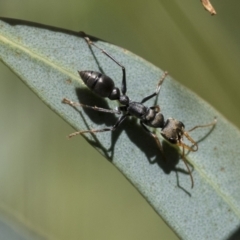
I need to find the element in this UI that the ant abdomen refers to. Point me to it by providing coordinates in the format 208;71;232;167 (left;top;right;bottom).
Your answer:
79;70;120;100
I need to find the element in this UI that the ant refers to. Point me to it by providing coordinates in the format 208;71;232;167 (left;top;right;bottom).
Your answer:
62;36;217;188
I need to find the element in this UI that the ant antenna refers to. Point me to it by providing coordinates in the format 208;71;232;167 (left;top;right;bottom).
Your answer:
176;117;217;188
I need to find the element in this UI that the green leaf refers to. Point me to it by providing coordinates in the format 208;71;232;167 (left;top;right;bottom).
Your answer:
1;18;240;240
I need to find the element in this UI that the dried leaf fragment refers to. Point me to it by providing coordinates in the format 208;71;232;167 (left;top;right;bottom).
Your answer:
201;0;217;15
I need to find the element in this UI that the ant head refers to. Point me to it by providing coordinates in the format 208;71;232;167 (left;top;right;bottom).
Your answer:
160;117;216;188
161;118;185;144
161;118;198;152
161;118;196;188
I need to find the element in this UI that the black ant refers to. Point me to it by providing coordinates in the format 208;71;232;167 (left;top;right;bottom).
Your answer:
62;36;217;188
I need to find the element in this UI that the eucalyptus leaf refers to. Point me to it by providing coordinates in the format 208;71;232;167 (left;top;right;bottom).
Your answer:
0;18;240;240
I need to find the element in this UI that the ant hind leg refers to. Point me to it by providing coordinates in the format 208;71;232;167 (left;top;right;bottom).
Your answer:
83;36;127;95
62;98;121;114
67;114;127;138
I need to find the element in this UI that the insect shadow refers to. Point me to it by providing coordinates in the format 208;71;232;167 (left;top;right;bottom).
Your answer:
78;36;180;166
74;87;192;192
63;35;216;190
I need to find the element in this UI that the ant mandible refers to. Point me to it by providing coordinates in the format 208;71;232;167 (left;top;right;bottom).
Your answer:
62;36;217;188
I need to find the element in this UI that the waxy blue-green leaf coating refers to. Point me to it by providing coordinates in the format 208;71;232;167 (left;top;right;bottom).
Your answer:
1;19;240;240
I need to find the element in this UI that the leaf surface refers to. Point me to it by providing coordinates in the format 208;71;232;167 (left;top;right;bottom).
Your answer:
0;18;240;240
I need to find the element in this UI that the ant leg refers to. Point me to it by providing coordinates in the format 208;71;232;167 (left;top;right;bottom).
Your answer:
176;118;217;188
62;98;121;114
178;145;194;188
182;117;217;151
182;132;198;151
187;117;217;132
141;71;168;104
67;114;127;138
84;37;127;95
140;122;166;160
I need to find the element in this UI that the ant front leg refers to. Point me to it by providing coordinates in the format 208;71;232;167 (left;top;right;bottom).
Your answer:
84;36;127;95
187;117;217;133
141;71;168;104
181;117;217;152
179;145;194;188
176;117;217;188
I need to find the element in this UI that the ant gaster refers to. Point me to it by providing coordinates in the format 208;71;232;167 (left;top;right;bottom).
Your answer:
62;36;217;188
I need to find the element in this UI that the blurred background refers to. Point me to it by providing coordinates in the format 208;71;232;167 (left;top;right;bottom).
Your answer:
0;0;239;239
